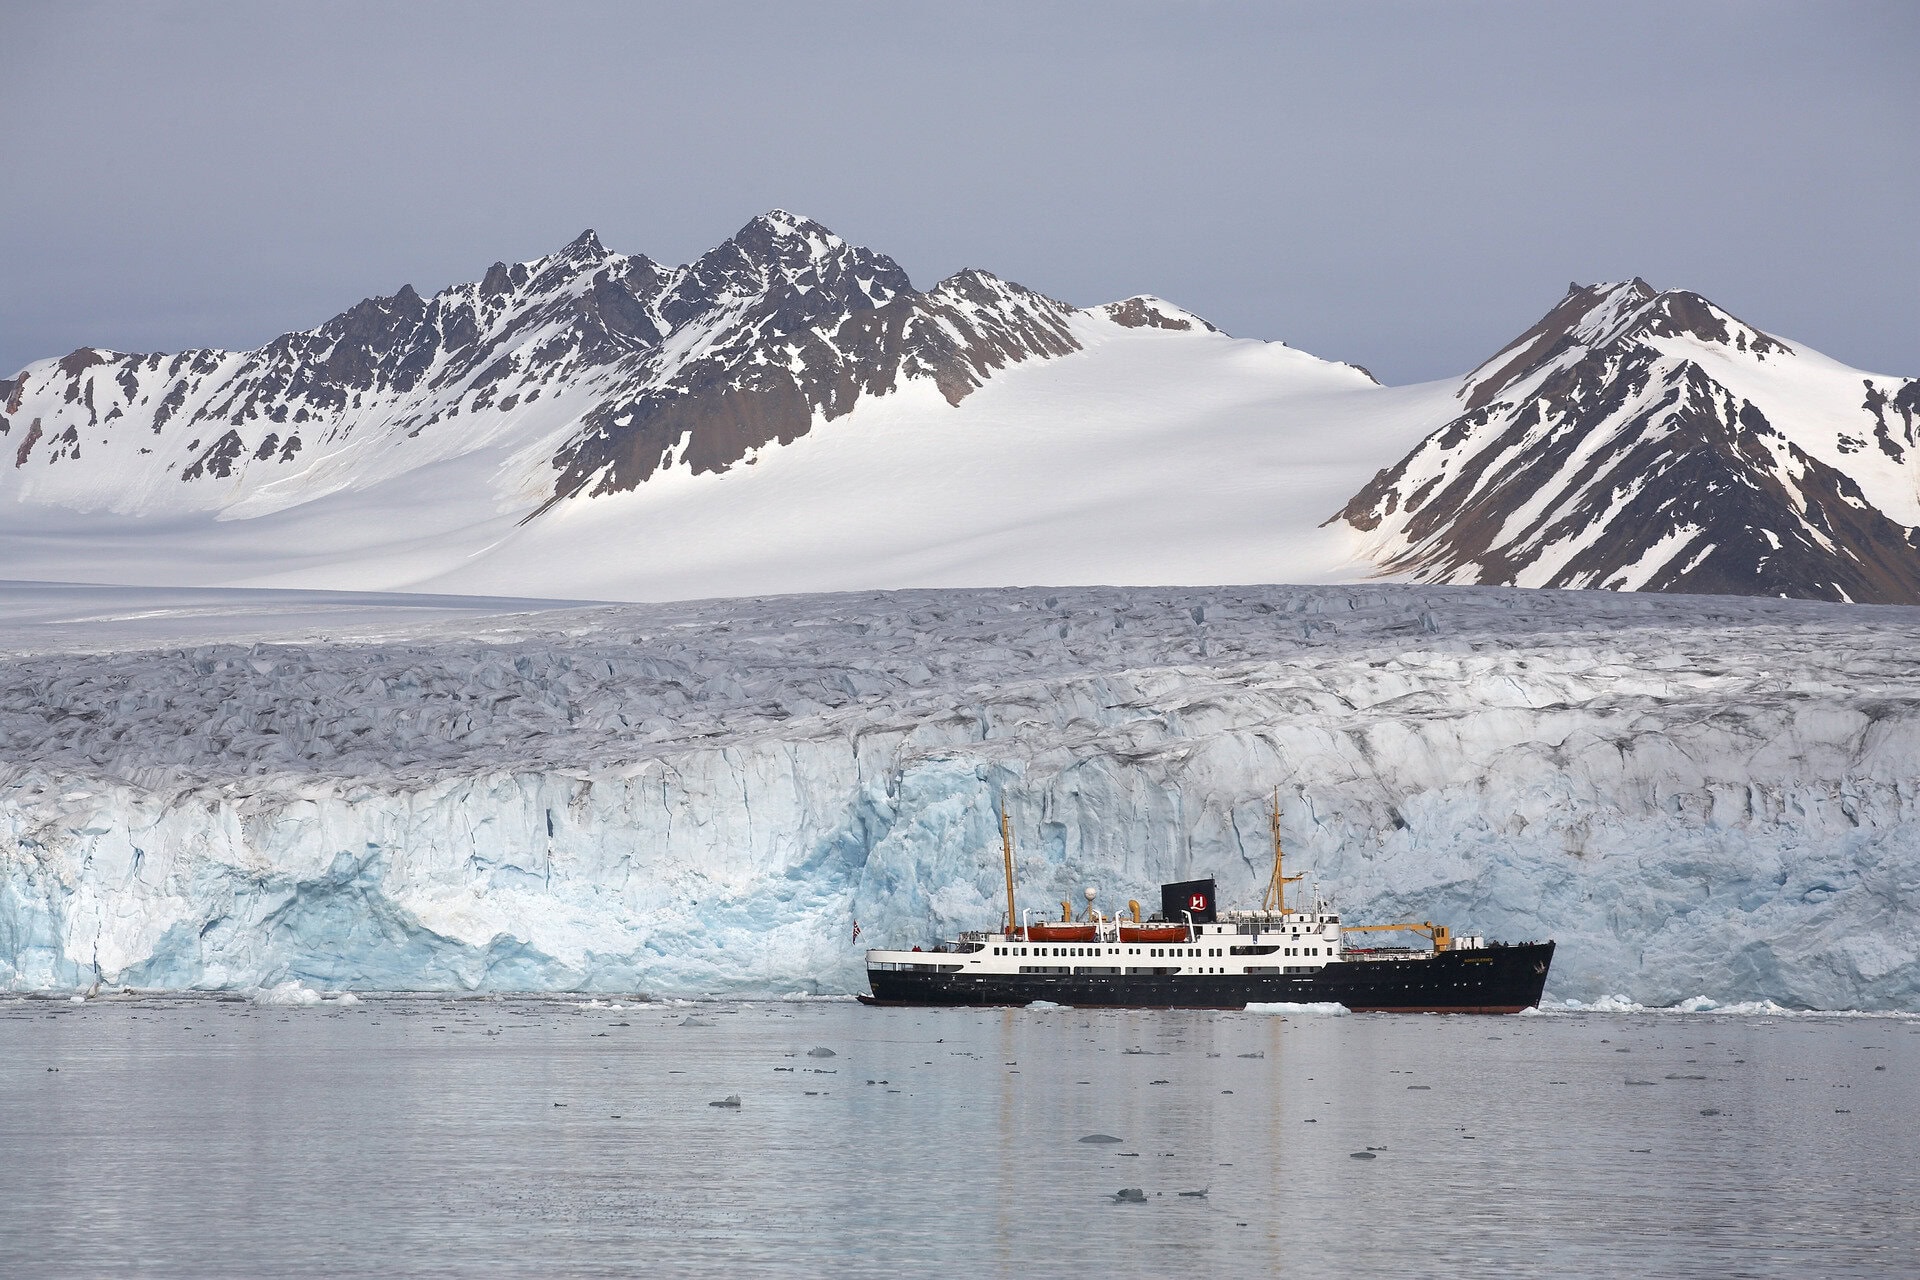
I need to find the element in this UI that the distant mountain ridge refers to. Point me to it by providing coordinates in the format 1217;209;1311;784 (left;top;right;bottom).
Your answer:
0;212;1146;520
2;216;1915;604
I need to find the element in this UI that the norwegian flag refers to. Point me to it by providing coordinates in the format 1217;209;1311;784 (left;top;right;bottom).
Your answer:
851;919;862;944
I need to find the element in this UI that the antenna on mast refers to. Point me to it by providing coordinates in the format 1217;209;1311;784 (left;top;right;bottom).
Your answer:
1001;805;1019;933
1263;788;1305;914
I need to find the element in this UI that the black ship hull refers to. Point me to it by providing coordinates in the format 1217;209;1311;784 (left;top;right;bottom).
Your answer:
862;941;1555;1014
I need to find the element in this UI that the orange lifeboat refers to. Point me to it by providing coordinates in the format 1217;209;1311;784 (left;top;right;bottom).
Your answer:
1118;924;1189;944
1024;922;1098;943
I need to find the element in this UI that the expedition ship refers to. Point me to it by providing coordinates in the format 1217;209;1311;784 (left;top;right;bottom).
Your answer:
861;797;1554;1013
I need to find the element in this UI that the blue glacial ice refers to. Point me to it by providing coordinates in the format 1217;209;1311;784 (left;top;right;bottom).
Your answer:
1;581;1917;1009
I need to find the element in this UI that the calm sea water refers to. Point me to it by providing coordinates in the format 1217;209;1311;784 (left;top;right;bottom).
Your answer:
2;996;1915;1278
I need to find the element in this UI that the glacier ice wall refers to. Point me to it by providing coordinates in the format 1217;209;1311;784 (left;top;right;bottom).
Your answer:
2;582;1917;1009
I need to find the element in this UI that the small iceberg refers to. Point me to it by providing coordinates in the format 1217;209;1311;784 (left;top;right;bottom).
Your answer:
1245;1002;1347;1016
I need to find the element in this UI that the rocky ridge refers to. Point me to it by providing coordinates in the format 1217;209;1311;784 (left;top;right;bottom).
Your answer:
0;212;1103;519
1335;280;1920;603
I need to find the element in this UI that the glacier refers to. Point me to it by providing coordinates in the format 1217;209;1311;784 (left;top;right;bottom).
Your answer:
2;579;1917;1009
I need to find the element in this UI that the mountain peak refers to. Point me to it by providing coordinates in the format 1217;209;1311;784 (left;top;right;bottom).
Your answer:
553;228;609;261
734;209;844;256
1099;295;1220;334
1461;278;1791;412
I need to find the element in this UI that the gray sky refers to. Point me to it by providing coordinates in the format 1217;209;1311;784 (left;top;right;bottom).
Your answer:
4;1;1915;385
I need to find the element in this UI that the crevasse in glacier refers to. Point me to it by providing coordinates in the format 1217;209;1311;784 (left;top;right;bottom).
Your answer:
1;582;1916;1008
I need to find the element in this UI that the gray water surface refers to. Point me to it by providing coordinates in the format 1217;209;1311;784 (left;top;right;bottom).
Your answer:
3;997;1915;1278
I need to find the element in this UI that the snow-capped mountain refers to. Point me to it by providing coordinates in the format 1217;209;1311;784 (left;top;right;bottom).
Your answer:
0;212;1403;599
3;218;1915;604
1333;280;1920;603
0;212;1088;520
0;213;1413;598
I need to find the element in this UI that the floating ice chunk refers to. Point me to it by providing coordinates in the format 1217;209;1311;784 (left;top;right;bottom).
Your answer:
806;1047;836;1057
1697;999;1795;1017
1561;994;1803;1017
250;981;324;1006
1026;1000;1065;1010
330;992;362;1006
709;1095;742;1108
1079;1134;1123;1144
1245;1002;1347;1016
1113;1188;1147;1203
68;995;85;1005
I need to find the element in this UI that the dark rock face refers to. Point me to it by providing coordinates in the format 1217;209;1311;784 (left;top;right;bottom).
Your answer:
1101;297;1218;333
1335;282;1920;604
544;223;1077;507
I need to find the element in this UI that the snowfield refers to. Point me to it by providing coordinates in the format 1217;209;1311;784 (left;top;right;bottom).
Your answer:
2;579;1916;1009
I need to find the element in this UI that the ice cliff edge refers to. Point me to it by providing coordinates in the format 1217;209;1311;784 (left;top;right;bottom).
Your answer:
2;583;1917;1009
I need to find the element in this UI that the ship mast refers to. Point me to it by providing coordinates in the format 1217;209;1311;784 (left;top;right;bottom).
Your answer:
1263;788;1305;913
1001;806;1019;932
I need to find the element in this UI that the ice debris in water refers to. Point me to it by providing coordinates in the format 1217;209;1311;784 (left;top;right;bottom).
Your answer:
1079;1134;1124;1144
807;1047;836;1057
1113;1188;1147;1203
246;983;362;1007
1246;1002;1347;1016
679;1017;715;1028
1560;994;1801;1016
709;1095;742;1109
